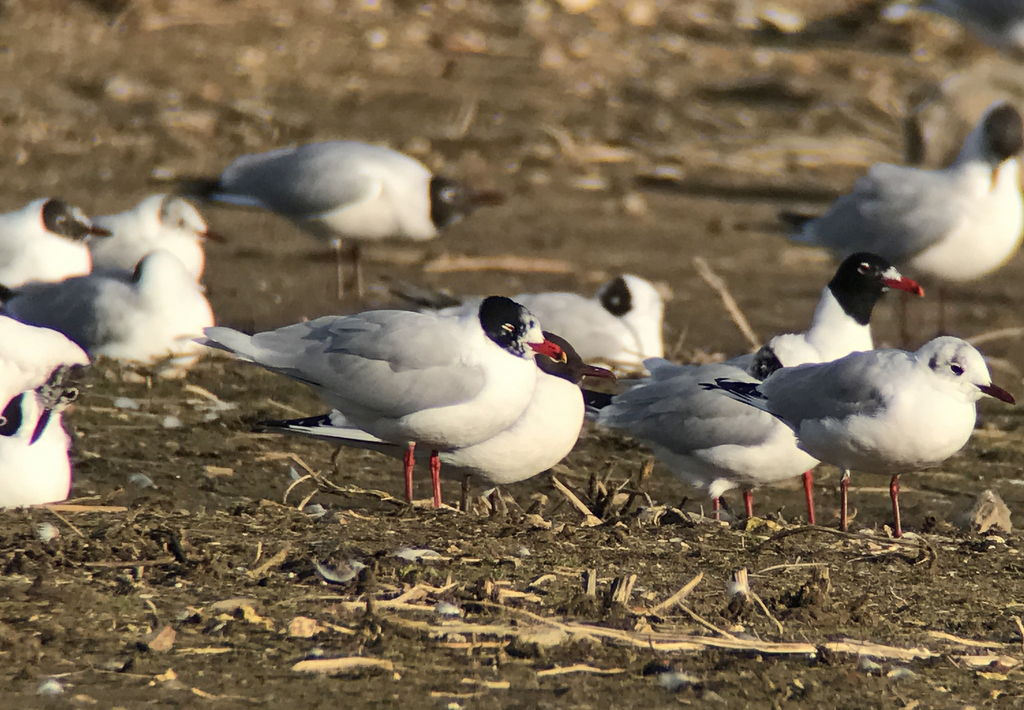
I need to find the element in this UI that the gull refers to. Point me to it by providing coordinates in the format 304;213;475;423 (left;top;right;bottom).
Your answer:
0;315;89;412
200;296;563;507
787;101;1023;332
90;194;222;281
2;250;214;377
0;198;111;288
400;274;665;373
702;336;1015;536
0;365;82;507
592;253;923;523
187;141;504;297
256;332;614;507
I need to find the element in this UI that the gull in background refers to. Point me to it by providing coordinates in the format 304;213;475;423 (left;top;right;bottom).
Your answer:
922;0;1024;57
187;141;504;298
91;194;222;281
0;198;111;288
785;101;1024;333
2;251;213;378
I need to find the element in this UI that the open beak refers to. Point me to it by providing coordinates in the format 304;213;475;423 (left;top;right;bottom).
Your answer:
529;339;564;359
979;383;1015;404
882;275;924;297
470;190;506;208
579;364;615;380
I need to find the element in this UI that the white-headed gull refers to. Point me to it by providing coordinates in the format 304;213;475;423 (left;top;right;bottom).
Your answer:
201;296;563;507
923;0;1024;56
702;336;1015;536
90;194;221;281
1;250;213;377
189;141;504;297
0;316;89;412
0;198;111;288
787;101;1023;331
256;332;614;505
404;274;665;374
592;253;923;523
0;366;82;507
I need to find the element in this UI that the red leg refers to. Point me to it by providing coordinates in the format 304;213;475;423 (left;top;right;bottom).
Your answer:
743;490;753;518
840;469;850;532
890;474;902;538
430;450;442;509
403;442;415;503
803;470;816;525
712;497;721;521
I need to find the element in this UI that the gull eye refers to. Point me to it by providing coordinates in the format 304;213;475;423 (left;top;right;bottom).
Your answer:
441;186;458;203
501;323;515;333
950;364;964;376
857;262;870;275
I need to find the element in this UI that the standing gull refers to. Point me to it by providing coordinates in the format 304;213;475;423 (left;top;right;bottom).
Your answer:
787;101;1024;333
188;141;504;298
201;297;562;507
703;337;1014;537
257;332;614;506
592;253;922;523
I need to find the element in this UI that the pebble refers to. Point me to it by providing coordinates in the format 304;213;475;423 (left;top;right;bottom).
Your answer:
657;671;699;691
161;415;182;429
113;397;140;410
858;657;882;674
314;559;366;584
128;473;157;489
36;679;64;696
36;522;59;543
393;547;445;561
434;601;462;617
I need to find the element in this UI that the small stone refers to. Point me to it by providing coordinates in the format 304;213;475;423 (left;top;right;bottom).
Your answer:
36;522;59;543
658;671;698;691
128;473;156;489
36;679;64;695
113;397;139;410
288;616;326;638
859;657;882;673
434;602;462;618
161;415;182;429
887;667;917;680
146;624;176;652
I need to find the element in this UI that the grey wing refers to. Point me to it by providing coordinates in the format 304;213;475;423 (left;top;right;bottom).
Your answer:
802;164;963;262
3;278;116;351
217;143;382;218
758;349;908;425
599;362;781;451
208;311;487;418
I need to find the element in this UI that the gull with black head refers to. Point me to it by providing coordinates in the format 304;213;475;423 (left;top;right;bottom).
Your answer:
201;296;563;508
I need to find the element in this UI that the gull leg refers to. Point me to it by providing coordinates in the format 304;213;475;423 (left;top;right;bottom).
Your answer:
743;490;753;518
890;474;903;538
712;497;721;521
840;469;851;532
430;450;442;509
332;238;346;300
351;243;364;299
460;475;470;512
803;469;816;525
402;443;415;503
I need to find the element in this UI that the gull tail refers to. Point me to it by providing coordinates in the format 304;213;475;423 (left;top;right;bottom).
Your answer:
256;412;403;456
699;378;772;413
582;389;614;421
177;177;266;209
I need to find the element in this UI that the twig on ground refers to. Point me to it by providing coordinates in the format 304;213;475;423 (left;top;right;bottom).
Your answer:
550;476;602;527
650;572;703;615
536;665;627;677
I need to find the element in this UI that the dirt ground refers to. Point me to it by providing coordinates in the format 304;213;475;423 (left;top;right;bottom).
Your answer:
4;0;1024;707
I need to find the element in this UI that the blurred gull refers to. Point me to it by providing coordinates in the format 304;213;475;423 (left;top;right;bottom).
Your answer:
0;198;111;288
2;250;213;377
0;315;89;411
922;0;1024;56
91;194;222;281
187;141;504;298
786;101;1024;331
703;337;1014;536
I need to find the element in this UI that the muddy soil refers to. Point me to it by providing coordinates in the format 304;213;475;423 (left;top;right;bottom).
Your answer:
3;0;1024;707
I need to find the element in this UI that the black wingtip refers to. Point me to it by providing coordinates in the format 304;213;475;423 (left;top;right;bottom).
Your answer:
778;210;818;231
582;389;614;410
253;413;333;433
176;176;223;199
